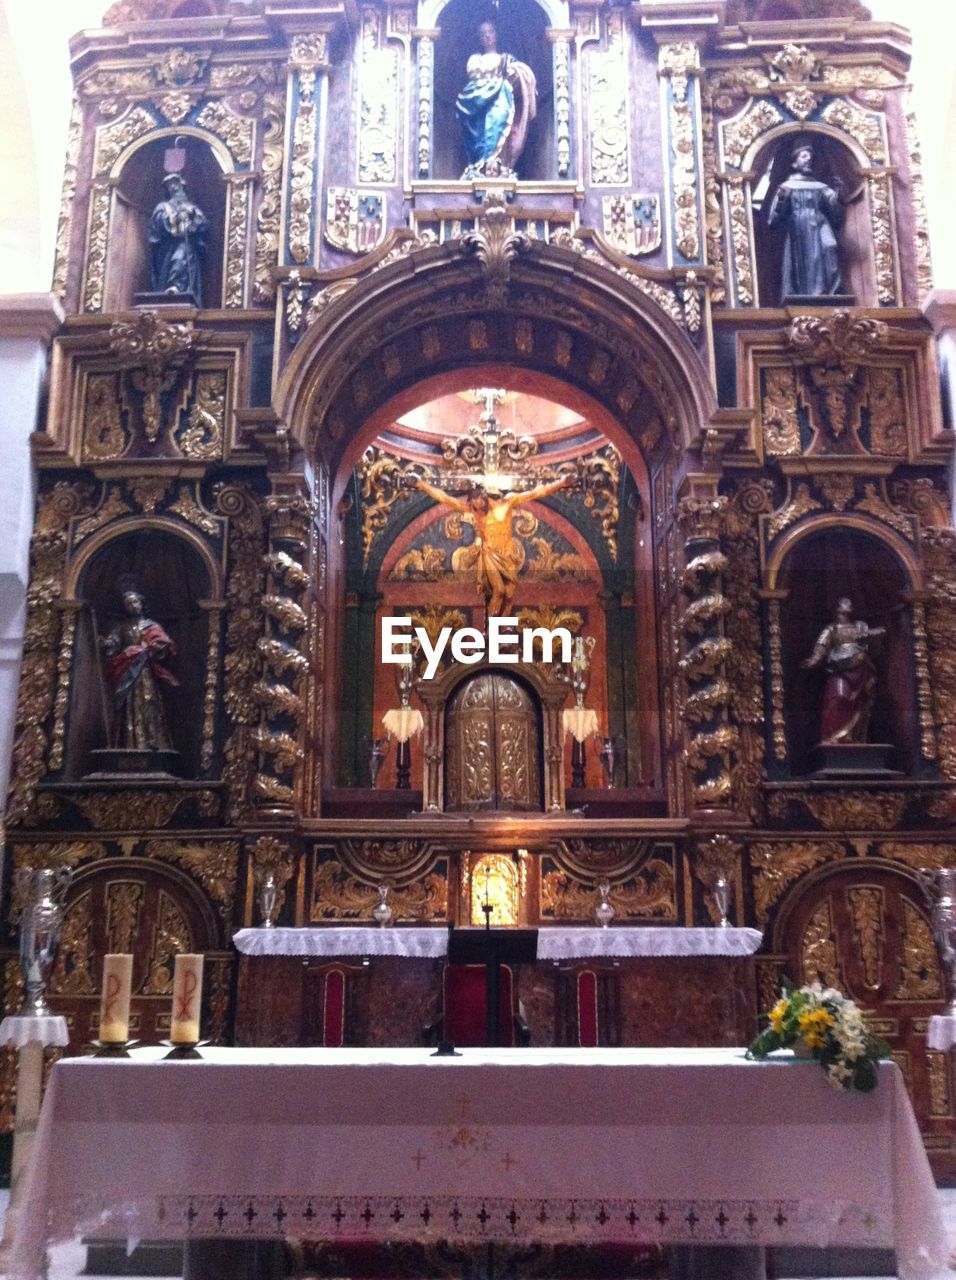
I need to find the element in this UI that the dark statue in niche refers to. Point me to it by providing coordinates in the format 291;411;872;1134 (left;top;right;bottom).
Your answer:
100;580;179;753
801;597;884;746
148;172;208;305
456;20;537;180
766;141;845;299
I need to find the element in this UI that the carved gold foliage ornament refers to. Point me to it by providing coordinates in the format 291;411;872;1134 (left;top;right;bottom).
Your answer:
802;899;845;992
867;171;898;305
69;791;186;831
787;311;888;366
224;179;250;308
358;447;412;565
358;8;398;185
145;840;239;920
83;183;112;314
52;96;82;300
178;371;226;460
541;857;676;921
287;35;327;266
847;885;884;988
215;484;267;820
50;891;96;997
659;43;701;263
253;91;285;303
93;105;157;175
767;789;907;831
417;34;434;176
725;177;753;305
761;368;801;457
820;98;886;164
749;841;844;925
82;373;129;462
460;194;531;308
588;11;629;186
6;484;95;826
766;483;821;543
694;833;741;923
894;899;942;1001
170;484;219;536
196;101;253;166
904;92;934;301
155;47;207;88
109;311;197;445
311;859;447;922
722;100;784;170
553;37;570;178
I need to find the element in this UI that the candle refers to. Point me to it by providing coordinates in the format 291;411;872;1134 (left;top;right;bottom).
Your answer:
170;954;203;1044
99;954;133;1044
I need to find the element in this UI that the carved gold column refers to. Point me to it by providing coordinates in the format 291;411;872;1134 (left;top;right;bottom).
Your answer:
223;174;254;308
656;40;705;270
547;30;573;179
82;179;116;314
283;34;330;268
199;601;224;775
677;485;737;817
760;588;789;768
49;601;82;775
904;590;940;766
413;29;439;178
253;476;312;816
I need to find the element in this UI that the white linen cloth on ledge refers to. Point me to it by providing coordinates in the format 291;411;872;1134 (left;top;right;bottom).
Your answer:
233;925;763;960
8;1046;950;1280
0;1014;69;1050
927;1014;956;1051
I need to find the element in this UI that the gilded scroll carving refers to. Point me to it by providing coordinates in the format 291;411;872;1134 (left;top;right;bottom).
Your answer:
178;371;225;460
894;900;942;1001
540;857;677;921
417;34;434;176
921;530;956;781
109;311;197;446
761;367;801;456
904;91;933;301
287;36;326;265
52;96;82;300
144;840;239;921
83;373;129;462
749;841;844;924
144;891;192;994
767;790;906;831
195;100;253;165
93;105;157;175
50;891;96;996
722;100;783;170
801;899;845;992
311;859;447;922
223;178;250;308
820;98;886;163
83;182;112;313
847;886;883;988
588;12;629;186
867;171;898;305
553;37;570;177
253;91;285;303
725;177;754;305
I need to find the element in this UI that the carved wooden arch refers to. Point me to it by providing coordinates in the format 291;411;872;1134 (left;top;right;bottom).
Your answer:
106;124;238;181
764;513;922;592
417;658;569;814
273;240;718;474
65;516;225;602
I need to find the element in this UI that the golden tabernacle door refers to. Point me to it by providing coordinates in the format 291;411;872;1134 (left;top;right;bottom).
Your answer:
444;672;542;812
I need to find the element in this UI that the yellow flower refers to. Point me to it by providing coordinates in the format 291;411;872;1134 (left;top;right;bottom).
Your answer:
797;1008;833;1048
769;998;789;1033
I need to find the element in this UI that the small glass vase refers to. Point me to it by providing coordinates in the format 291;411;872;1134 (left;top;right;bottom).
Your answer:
372;882;393;928
594;880;615;929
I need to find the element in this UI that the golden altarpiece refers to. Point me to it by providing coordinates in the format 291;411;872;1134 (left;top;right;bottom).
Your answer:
5;0;956;1170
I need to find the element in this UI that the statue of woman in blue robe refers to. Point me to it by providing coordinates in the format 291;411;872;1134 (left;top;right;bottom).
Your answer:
456;21;537;181
766;141;845;299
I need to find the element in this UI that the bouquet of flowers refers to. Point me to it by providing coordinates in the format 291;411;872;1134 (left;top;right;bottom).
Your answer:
748;982;891;1092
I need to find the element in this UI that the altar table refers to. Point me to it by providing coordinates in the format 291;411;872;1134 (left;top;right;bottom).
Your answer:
9;1047;950;1279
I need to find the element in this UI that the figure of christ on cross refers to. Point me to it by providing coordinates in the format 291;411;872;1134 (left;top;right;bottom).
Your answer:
406;472;575;617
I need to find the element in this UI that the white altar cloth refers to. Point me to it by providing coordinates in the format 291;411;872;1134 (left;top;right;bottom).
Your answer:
9;1047;949;1279
0;1014;69;1050
535;926;762;960
233;925;447;958
927;1015;956;1051
233;926;763;960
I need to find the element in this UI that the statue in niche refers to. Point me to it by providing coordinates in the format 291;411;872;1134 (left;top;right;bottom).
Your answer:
100;579;179;753
456;20;537;180
801;597;884;745
148;173;208;305
766;141;845;299
406;474;573;616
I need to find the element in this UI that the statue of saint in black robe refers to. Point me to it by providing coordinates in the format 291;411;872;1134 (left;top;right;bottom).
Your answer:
148;174;208;305
767;142;845;298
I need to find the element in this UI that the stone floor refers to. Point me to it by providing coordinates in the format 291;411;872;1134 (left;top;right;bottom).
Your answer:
1;1190;954;1279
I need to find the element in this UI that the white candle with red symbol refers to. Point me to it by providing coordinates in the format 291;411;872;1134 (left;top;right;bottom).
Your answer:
99;954;133;1043
170;954;203;1044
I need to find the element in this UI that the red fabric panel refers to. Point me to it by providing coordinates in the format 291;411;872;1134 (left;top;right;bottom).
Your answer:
443;964;515;1047
323;968;346;1048
576;969;599;1048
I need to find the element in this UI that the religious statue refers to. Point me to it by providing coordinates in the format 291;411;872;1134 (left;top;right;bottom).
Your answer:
407;473;573;616
148;173;208;305
801;597;885;745
456;21;537;180
101;581;178;752
766;141;845;299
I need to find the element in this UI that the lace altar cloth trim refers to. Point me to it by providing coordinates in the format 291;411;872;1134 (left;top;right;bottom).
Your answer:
58;1193;888;1249
233;927;763;960
927;1015;956;1051
536;927;763;960
233;927;448;957
0;1014;69;1049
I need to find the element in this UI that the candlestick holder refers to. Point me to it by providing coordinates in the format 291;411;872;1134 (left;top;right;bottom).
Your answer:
160;1039;210;1060
88;1039;140;1059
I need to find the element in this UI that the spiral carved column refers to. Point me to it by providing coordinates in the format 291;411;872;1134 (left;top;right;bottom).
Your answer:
252;481;312;816
677;491;737;817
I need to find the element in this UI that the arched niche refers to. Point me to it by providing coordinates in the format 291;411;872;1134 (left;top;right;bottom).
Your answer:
777;524;919;776
431;0;554;181
108;133;227;311
67;528;214;780
750;127;871;307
